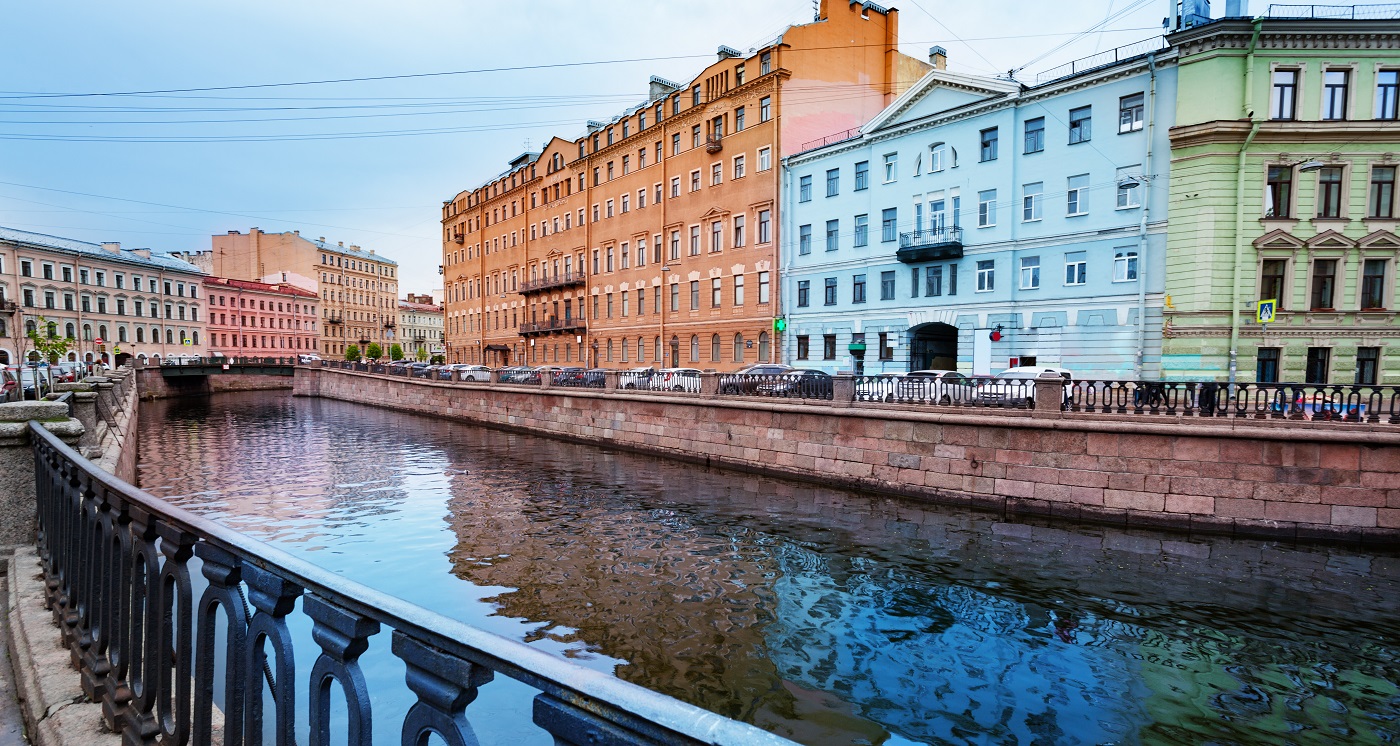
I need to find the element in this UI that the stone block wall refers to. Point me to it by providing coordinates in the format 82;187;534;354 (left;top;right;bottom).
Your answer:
296;367;1400;545
136;368;293;399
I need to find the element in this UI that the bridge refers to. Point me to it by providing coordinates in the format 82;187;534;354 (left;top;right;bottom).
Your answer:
155;355;297;378
139;356;298;398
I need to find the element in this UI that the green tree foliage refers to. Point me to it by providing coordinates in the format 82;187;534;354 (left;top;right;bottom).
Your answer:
345;344;362;362
26;315;73;364
415;346;428;362
390;344;404;361
365;342;383;360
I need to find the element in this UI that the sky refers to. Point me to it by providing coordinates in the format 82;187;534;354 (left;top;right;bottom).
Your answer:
0;0;1330;296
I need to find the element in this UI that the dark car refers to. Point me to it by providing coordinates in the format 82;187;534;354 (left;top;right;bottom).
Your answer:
552;367;588;386
756;369;833;399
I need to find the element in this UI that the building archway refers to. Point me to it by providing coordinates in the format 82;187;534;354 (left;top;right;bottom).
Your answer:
908;322;958;371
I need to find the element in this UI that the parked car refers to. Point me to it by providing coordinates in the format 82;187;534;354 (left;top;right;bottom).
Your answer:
975;366;1073;407
19;366;54;400
619;367;656;390
1;367;19;402
720;364;794;394
298;354;322;364
497;366;532;383
447;364;492;382
756;369;833;399
52;362;83;384
652;368;703;392
552;367;589;386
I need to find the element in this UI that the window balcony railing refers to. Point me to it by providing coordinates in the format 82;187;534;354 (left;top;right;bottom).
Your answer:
326;315;343;324
705;135;723;153
519;317;586;336
896;227;964;264
520;271;586;295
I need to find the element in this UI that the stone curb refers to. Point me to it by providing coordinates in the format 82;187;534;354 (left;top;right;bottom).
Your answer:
5;549;117;746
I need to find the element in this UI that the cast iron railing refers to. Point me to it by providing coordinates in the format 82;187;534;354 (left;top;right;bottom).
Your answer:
853;375;1038;407
29;421;794;746
1067;380;1400;423
717;373;834;400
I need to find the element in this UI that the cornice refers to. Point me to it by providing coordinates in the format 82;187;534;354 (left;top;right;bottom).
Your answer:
1169;19;1400;57
1170;119;1400;148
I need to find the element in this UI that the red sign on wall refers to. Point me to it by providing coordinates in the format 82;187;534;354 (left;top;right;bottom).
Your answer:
1009;357;1020;368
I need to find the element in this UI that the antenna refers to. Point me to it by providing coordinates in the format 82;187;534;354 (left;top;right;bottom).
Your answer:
813;0;819;20
523;137;532;152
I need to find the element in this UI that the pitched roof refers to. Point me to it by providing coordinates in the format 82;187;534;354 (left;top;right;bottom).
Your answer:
0;225;205;274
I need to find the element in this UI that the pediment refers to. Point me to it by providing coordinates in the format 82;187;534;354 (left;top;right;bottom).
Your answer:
864;70;1019;134
1253;229;1305;250
698;206;730;219
1305;229;1356;250
1357;229;1400;250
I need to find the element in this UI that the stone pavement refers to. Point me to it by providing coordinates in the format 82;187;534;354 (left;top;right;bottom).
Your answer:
0;569;27;746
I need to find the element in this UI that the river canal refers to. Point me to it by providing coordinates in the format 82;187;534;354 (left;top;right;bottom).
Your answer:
136;391;1400;745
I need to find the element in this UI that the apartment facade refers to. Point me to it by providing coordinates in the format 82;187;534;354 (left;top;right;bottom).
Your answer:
1164;15;1400;384
783;47;1176;378
197;229;400;359
442;0;930;369
399;294;443;360
0;226;208;365
203;277;318;357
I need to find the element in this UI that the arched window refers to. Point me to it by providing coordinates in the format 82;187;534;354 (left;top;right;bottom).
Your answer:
710;334;721;362
733;333;744;363
192;330;200;345
655;336;662;362
758;331;771;362
689;335;699;362
0;350;8;365
179;329;187;344
118;326;128;343
65;323;75;339
606;338;614;362
98;324;108;341
46;322;57;338
82;324;92;341
136;327;145;343
166;328;174;344
621;338;629;362
637;336;646;363
25;319;37;335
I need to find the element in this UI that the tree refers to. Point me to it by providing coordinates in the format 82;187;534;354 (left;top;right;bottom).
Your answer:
430;354;445;365
365;342;383;360
415;346;428;362
390;343;404;361
26;316;73;364
345;344;362;362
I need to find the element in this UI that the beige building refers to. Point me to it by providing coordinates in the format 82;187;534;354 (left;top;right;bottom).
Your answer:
185;228;400;358
0;226;208;365
399;294;444;360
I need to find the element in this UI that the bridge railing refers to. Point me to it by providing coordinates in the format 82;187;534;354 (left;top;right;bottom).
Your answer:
159;356;298;366
29;421;794;746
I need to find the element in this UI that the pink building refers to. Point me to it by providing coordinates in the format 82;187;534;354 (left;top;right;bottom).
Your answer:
204;277;318;356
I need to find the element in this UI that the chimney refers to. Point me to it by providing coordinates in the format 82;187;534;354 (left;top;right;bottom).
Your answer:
350;244;360;251
368;249;375;255
319;237;326;243
134;249;151;258
227;230;239;235
293;230;300;235
717;45;741;61
101;242;121;254
338;241;344;247
929;46;948;70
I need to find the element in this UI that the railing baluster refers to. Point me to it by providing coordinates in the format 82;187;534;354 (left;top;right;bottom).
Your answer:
156;525;197;745
194;544;249;746
305;594;380;746
243;564;304;746
393;633;493;746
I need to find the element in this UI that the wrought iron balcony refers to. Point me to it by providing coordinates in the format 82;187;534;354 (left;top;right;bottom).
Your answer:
897;227;964;264
520;271;587;295
705;135;723;153
519;317;586;337
384;320;396;329
326;314;343;324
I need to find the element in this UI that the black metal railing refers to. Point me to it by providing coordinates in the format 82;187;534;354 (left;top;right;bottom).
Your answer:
717;373;834;400
1067;381;1400;423
552;370;606;388
1265;3;1400;19
29;422;793;746
520;271;587;295
519;318;586;336
854;375;1038;408
160;356;298;366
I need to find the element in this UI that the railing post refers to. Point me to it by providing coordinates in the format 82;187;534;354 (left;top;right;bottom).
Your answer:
1032;373;1065;419
488;369;501;384
604;371;620;392
305;594;380;746
701;373;720;396
393;632;494;746
242;564;304;746
450;370;462;383
540;372;553;390
831;375;855;408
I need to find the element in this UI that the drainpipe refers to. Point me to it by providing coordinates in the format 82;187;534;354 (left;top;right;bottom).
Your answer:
1134;53;1157;379
1227;19;1264;384
780;159;793;365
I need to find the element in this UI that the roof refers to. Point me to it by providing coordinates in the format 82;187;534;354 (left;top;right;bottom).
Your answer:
203;276;317;298
398;300;442;313
0;225;205;275
304;235;399;265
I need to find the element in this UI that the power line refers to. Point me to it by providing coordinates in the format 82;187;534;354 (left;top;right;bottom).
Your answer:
1013;0;1157;75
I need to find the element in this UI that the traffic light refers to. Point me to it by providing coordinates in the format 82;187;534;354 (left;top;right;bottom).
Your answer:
773;317;787;332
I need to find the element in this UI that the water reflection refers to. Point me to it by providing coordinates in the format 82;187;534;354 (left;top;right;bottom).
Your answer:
139;392;1400;745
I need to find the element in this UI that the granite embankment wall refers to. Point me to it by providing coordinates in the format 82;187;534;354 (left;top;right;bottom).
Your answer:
135;367;293;399
295;367;1400;545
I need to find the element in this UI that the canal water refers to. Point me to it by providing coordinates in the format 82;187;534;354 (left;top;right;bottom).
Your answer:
137;391;1400;745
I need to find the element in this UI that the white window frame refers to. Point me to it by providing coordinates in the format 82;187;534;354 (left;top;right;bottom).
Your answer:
1116;166;1141;209
1064;253;1087;286
1020;256;1040;289
1113;250;1139;282
1022;183;1043;222
976;260;995;292
977;189;996;228
1067;174;1089;216
758;147;772;171
883;152;898;183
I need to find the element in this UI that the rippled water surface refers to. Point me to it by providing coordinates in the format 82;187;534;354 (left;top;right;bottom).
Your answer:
137;392;1400;745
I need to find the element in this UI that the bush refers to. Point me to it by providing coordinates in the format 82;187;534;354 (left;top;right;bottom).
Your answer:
345;345;362;362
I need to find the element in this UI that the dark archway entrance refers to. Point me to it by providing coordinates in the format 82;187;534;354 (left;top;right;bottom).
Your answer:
115;352;133;367
909;322;958;371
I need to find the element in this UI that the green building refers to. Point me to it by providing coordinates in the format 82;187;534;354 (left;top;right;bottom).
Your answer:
1163;14;1400;384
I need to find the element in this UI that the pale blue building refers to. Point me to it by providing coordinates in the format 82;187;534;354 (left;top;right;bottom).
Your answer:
780;43;1176;379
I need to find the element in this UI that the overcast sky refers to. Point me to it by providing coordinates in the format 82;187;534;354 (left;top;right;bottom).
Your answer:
0;0;1302;295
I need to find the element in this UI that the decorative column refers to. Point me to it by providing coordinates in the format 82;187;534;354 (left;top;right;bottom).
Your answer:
0;402;84;546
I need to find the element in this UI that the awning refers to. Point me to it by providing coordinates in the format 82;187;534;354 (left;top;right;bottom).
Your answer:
484;344;511;352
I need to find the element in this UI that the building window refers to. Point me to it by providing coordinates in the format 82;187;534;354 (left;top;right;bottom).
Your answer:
758;210;771;243
690;170;701;191
799;224;812;255
1317;166;1344;218
734;106;745;131
1272;70;1298;120
690;280;700;310
826;168;839;197
671;177;680;197
1266;165;1293;218
1361;258;1388;309
926;266;943;296
852;274;866;304
979;127;998;161
734;154;746;179
1305;347;1331;384
1065;251;1086;285
1068;106;1092;143
822;334;836;360
977;189;996;227
797;335;810;360
711;278;722;307
1323;70;1350;120
799;175;812;202
1116;166;1141;208
1370;166;1396;218
879;271;895;300
797;280;810;307
825;220;839;251
760;52;772;75
1022;182;1043;221
1356;347;1380;385
760;96;771;122
1113;250;1139;282
1020;256;1040;289
709;334;721;362
853;214;869;247
1378;70;1399;120
733;214;746;247
1260;258;1287;309
1311;259;1337;309
853;160;869;191
758;271;770;303
823;277;837;306
1067;174;1089;216
690;226;701;256
929;144;946;171
1119;93;1144;133
970;260;993;293
710;220;723;253
1256;347;1281;383
734;274;745;305
883;153;898;183
1024;117;1045;154
881;208;897;242
712;162;723;186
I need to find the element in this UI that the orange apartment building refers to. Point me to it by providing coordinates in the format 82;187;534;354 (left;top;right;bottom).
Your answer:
442;0;929;369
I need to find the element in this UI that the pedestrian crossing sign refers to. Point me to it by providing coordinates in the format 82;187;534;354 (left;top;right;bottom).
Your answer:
1257;298;1277;324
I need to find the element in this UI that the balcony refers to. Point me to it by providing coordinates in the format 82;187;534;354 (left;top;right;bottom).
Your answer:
519;317;586;337
326;314;343;325
705;135;723;154
896;228;964;264
520;271;587;295
384;320;396;330
452;231;464;244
